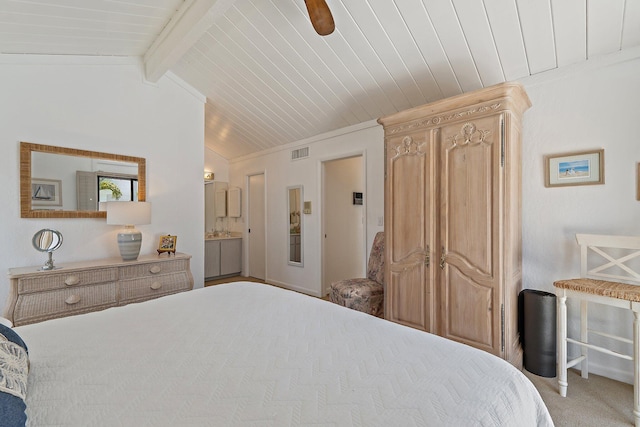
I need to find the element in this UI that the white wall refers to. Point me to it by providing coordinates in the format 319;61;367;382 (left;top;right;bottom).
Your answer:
520;56;640;383
205;147;229;182
228;54;640;382
228;122;384;297
0;56;206;310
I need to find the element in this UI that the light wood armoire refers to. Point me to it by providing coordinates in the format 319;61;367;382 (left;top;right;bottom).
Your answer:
378;82;531;367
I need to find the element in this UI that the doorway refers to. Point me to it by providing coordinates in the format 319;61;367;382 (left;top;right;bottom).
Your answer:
247;173;266;280
322;155;365;296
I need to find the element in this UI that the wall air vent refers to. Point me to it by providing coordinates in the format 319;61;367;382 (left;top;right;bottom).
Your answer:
291;146;309;161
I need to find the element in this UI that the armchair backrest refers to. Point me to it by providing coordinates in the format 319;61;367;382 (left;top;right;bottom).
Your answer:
576;234;640;285
366;232;385;285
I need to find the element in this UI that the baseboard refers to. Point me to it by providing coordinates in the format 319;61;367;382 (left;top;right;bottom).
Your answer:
562;355;633;385
581;362;633;385
265;279;321;298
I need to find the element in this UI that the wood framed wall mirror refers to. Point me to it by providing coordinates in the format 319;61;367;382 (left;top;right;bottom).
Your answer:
20;141;146;219
288;185;303;266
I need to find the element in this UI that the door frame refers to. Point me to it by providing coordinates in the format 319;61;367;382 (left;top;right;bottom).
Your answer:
319;151;367;297
245;171;267;280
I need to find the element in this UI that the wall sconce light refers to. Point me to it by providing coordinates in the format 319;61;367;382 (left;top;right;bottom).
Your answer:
204;171;214;181
105;201;152;261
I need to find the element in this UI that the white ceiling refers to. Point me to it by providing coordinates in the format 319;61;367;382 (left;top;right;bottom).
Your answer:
2;0;639;160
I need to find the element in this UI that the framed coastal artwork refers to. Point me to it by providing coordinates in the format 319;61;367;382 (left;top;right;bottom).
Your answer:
544;149;604;188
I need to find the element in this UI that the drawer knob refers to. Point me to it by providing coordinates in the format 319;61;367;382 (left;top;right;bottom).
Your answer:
65;294;81;305
64;275;80;286
150;282;162;290
149;265;162;274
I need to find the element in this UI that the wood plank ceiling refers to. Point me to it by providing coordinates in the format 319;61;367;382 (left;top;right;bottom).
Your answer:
1;0;639;160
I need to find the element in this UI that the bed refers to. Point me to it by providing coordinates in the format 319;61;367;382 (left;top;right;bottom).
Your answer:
4;282;553;426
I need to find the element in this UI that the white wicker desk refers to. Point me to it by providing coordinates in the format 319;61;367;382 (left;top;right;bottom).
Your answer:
4;252;193;326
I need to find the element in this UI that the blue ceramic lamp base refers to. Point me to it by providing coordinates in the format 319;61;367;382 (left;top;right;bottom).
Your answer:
117;226;142;261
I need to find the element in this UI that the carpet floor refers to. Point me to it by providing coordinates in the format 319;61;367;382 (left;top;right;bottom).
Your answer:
524;368;633;426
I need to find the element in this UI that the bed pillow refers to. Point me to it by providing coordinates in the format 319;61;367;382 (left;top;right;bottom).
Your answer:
0;324;28;354
0;324;29;427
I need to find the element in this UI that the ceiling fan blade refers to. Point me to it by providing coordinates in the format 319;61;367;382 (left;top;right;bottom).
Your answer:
304;0;335;36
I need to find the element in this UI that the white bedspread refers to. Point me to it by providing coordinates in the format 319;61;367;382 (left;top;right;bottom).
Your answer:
16;282;553;426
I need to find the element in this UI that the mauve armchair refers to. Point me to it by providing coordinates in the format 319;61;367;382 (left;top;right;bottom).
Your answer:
329;232;384;317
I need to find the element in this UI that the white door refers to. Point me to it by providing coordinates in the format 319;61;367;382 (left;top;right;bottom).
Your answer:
248;173;266;280
322;156;365;296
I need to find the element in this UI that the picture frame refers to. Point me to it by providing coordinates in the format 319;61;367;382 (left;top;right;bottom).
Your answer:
637;163;640;201
31;178;63;206
157;235;177;255
544;149;604;188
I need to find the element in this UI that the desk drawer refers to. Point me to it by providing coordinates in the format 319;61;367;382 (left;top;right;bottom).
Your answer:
119;259;189;279
18;268;118;294
119;272;191;303
14;282;117;325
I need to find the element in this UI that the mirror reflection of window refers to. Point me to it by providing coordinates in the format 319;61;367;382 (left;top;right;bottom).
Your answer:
97;176;138;202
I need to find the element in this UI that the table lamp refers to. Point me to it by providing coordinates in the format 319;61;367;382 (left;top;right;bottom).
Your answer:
105;201;152;261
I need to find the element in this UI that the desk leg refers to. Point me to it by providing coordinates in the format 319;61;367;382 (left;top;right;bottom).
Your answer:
558;292;568;397
633;310;640;427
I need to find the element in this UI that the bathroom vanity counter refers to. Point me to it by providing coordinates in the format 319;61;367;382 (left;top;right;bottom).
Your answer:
205;232;242;241
205;236;242;279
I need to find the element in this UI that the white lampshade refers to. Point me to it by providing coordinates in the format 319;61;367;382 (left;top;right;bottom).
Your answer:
106;202;151;226
105;202;151;261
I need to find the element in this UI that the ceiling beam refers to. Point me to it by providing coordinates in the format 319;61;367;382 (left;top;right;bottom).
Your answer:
144;0;236;83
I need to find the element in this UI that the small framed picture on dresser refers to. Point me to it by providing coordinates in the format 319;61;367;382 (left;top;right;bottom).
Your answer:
157;235;177;255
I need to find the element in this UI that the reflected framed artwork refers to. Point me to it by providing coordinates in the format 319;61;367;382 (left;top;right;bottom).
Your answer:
544;149;604;187
31;178;62;207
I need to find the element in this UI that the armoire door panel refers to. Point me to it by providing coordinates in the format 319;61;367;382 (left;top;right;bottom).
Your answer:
440;117;498;276
384;130;435;333
389;263;429;329
444;266;494;350
388;135;428;261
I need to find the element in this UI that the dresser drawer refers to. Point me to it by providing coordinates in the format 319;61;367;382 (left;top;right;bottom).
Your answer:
119;259;189;279
119;272;191;303
13;282;117;325
18;268;118;294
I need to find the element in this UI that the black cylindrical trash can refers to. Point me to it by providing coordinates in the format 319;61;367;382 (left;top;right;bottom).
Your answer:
520;289;556;377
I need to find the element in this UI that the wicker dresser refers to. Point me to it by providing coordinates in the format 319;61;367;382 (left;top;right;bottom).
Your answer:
3;253;194;326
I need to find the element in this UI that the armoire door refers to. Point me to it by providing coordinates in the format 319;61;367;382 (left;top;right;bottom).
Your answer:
438;115;504;356
384;130;437;332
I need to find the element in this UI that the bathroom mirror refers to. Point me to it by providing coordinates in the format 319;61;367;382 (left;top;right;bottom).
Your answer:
288;185;303;266
20;141;146;219
32;229;63;270
205;181;229;235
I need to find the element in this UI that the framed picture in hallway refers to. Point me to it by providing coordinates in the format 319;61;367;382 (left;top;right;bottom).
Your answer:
544;149;604;187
